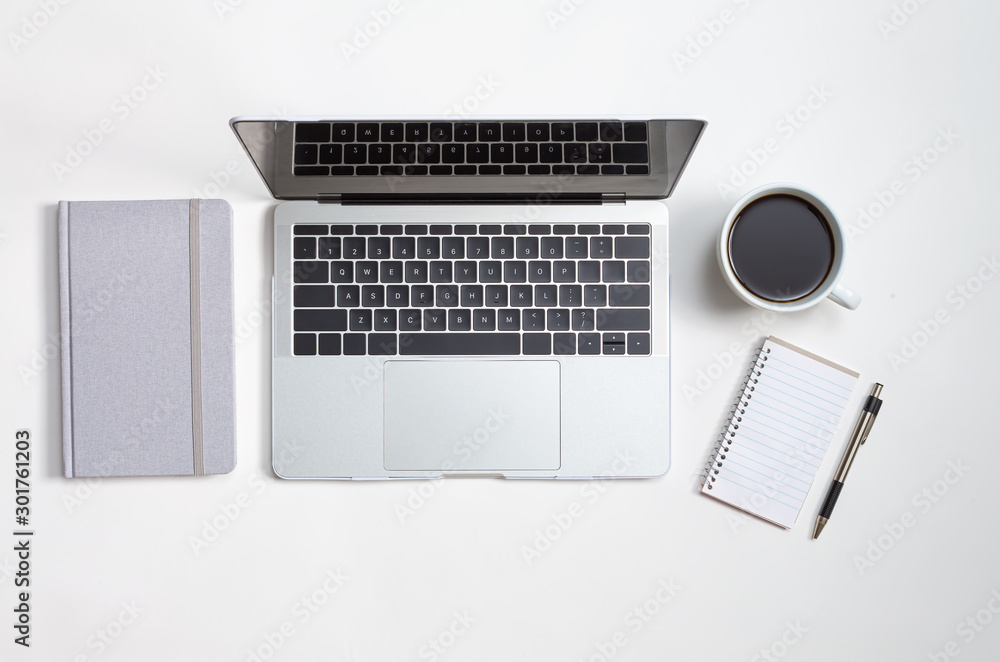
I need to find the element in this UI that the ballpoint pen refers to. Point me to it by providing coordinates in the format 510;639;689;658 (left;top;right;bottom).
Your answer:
813;383;884;539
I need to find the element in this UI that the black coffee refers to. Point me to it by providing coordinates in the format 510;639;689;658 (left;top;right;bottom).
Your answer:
728;194;834;302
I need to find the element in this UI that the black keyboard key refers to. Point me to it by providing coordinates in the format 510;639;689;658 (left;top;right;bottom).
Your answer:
510;284;532;306
613;143;649;164
448;309;471;331
578;224;600;235
573;308;596;331
527;123;550;141
404;165;427;176
363;287;386;311
479;165;501;175
491;236;514;258
502;122;526;141
330;261;353;283
579;332;600;354
380;166;404;176
436;285;458;307
551;165;575;175
392;237;415;259
319;144;343;164
627;224;651;235
368;333;398;355
351;309;373;330
429;261;453;283
379;261;403;283
627;332;650;355
627;260;651;282
498;309;519;330
565;143;587;164
429;224;452;235
603;260;625;282
442;237;464;258
337;285;360;307
293;261;328;284
369;144;391;164
603;333;626;355
294;224;327;235
442;144;465;163
293;333;316;355
523;309;545;331
584;285;607;307
558;284;582;307
516;236;539;258
318;333;341;355
503;165;527;175
479;224;502;235
626;165;649;175
491;143;514;163
503;261;527;283
523;332;551;355
294;285;336;307
454;261;478;283
528;224;550;235
393;144;416;164
527;165;550;175
577;165;599;175
294;309;347;331
367;237;390;259
330;166;353;175
553;261;576;282
294;166;327;176
405;224;427;235
461;284;484;307
343;333;366;355
455;123;477;141
516;143;538;163
386;285;408;307
624;122;647;141
604;224;626;235
405;123;428;142
547;308;570;331
296;123;330;142
552;123;574;141
575;122;598;141
615;236;650;258
357;123;379;142
474;309;496;331
399;333;519;356
399;309;422;331
578;261;601;283
479;261;502;283
467;144;489;163
423;309;447;330
294;236;316;259
608;284;650;307
454;224;478;235
430;123;452;142
565;237;588;258
417;236;440;259
588;143;612;163
602;165;625;175
541;236;563;258
487;285;508;307
535;285;557;307
528;261;551;283
467;236;490;258
380;225;402;236
417;144;440;164
411;285;434;307
331;123;354;142
294;144;318;164
590;236;613;258
553;332;576;355
344;145;367;164
479;123;502;141
343;237;365;259
597;308;650;331
539;143;562;163
599;121;623;141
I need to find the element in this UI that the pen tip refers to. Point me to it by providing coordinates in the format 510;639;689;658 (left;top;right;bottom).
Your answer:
812;517;827;539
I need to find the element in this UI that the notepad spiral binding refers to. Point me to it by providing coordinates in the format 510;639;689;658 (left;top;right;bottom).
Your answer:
701;343;771;488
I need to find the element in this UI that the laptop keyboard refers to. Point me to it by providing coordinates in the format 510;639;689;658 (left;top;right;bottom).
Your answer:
291;121;650;177
291;223;653;356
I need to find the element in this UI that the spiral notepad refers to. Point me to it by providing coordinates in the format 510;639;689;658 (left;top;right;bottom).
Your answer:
701;336;859;528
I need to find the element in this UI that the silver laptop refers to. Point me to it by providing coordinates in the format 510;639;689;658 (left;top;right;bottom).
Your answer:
231;116;705;479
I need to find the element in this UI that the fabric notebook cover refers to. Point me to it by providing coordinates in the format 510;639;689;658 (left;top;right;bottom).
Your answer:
59;199;236;477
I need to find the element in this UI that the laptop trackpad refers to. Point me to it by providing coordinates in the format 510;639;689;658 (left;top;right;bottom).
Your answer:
383;360;561;472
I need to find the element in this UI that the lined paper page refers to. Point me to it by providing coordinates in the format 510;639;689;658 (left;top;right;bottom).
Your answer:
702;337;859;528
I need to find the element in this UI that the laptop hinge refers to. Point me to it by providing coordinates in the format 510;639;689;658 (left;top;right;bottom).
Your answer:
321;193;616;205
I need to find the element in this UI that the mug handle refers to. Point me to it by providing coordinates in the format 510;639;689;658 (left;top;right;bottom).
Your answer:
828;281;861;310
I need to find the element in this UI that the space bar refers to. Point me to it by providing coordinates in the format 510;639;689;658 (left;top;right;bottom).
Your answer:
399;333;520;355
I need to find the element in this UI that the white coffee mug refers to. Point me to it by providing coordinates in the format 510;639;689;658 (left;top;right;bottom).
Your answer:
718;183;861;312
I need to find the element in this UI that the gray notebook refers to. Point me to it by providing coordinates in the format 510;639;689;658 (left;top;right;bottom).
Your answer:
59;199;236;477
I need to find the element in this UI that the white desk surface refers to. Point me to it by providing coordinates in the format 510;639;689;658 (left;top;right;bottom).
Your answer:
2;1;999;660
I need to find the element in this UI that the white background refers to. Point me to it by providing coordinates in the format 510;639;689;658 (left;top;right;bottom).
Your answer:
2;1;999;660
